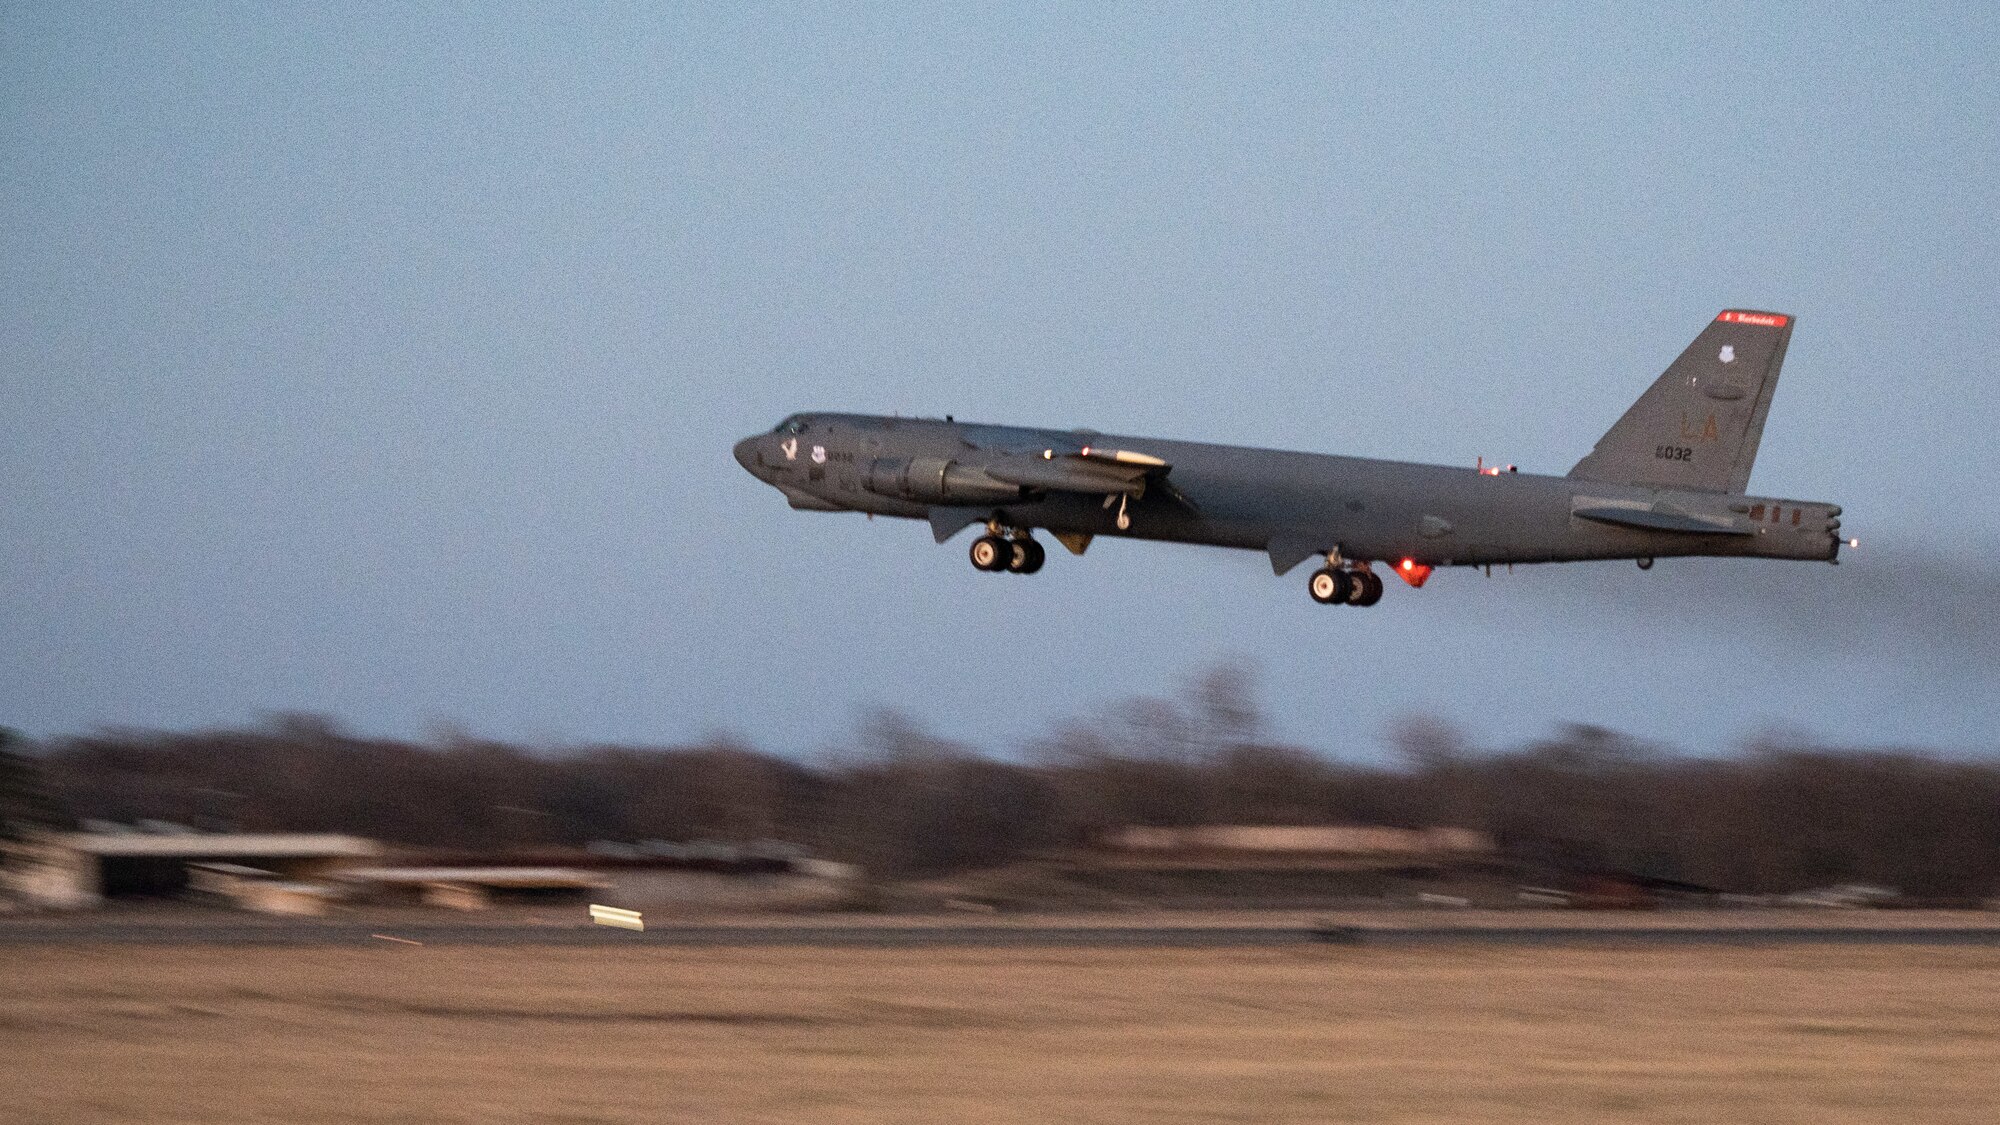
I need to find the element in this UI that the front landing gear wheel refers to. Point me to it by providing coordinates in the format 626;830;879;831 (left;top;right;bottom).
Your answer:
1308;567;1352;605
1008;538;1046;574
970;535;1009;572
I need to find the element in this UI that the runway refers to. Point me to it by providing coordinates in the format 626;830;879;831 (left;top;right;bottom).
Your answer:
6;920;2000;947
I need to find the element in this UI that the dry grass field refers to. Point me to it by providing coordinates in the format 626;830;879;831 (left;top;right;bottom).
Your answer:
6;944;1999;1124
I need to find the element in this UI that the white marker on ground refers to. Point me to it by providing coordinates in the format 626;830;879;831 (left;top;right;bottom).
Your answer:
589;904;644;931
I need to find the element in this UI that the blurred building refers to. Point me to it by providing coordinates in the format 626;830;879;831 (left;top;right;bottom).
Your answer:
347;846;862;913
2;830;383;909
335;866;610;909
893;823;1510;912
2;828;859;914
1095;825;1494;864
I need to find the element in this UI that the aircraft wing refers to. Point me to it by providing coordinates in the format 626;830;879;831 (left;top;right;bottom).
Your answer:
982;445;1172;496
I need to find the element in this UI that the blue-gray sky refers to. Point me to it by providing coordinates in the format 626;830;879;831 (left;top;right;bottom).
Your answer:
4;4;1997;757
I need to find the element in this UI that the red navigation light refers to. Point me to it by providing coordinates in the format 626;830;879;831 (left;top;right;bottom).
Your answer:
1394;558;1433;588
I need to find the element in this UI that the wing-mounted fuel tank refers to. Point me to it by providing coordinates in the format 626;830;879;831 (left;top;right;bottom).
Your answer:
866;457;1024;505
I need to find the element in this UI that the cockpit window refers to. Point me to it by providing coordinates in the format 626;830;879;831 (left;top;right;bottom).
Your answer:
773;416;809;435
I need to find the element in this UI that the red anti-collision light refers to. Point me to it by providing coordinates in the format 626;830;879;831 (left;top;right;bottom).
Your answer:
1394;558;1433;588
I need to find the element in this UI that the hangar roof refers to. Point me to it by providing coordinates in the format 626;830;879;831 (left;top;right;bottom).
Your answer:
337;866;608;888
45;833;383;858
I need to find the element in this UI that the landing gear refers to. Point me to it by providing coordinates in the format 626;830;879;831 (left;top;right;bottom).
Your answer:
1349;568;1384;606
1007;537;1046;574
970;526;1046;575
1636;557;1654;571
969;535;1009;572
1308;552;1385;607
1308;567;1351;605
1104;492;1133;530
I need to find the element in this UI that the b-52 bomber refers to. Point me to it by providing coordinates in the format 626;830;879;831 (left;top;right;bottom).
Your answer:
734;310;1849;605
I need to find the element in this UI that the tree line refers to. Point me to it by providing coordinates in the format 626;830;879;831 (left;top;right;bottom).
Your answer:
8;670;2000;897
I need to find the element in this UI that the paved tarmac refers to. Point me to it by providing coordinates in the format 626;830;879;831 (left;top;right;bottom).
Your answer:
6;922;2000;947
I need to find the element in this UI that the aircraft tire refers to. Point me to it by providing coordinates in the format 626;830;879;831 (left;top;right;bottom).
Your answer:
970;535;1008;572
1308;567;1350;605
1353;571;1384;607
1010;539;1046;574
1342;571;1370;605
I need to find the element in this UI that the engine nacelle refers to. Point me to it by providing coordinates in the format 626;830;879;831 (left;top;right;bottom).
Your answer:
866;457;1023;505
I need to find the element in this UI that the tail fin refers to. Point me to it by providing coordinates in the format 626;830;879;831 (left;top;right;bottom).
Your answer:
1568;310;1794;493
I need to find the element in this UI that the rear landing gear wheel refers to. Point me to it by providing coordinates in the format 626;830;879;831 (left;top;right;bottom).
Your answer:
1342;570;1370;605
1309;567;1352;605
1352;570;1384;607
970;535;1008;572
1008;538;1046;574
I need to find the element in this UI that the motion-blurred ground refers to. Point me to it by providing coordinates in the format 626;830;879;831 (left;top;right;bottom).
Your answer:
7;944;1998;1123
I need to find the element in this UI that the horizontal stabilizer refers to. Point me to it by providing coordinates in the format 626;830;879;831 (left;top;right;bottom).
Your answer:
1571;496;1754;536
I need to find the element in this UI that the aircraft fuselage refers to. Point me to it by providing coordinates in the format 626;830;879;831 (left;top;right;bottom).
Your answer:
733;414;1841;574
732;311;1847;602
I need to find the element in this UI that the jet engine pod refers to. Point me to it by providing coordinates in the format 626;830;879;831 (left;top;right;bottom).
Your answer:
866;457;1023;505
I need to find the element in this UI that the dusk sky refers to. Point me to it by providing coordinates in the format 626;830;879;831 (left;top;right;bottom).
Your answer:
5;4;1997;758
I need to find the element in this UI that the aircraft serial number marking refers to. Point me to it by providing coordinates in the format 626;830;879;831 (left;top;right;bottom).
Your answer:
1654;445;1694;461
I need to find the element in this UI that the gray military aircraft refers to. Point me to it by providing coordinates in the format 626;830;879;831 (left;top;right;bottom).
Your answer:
734;310;1848;605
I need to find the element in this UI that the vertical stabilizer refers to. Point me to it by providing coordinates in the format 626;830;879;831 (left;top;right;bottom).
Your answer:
1568;310;1794;493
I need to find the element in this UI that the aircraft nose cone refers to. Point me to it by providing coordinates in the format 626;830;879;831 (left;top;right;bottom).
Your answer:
732;436;762;474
